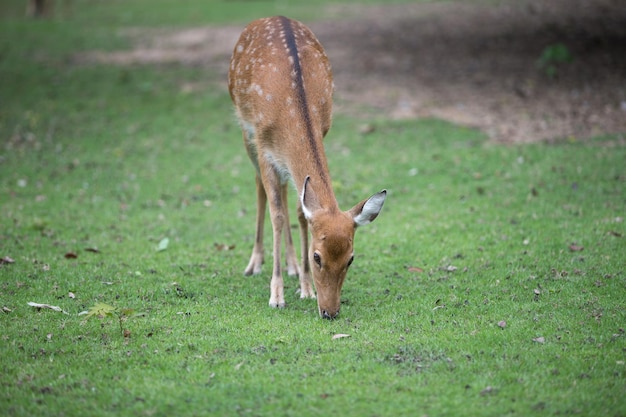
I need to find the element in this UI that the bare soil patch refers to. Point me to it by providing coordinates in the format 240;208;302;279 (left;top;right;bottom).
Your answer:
78;0;626;143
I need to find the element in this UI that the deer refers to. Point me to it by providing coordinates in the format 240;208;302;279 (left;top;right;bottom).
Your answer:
228;16;386;319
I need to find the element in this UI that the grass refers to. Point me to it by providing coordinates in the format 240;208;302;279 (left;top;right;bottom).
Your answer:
1;1;625;416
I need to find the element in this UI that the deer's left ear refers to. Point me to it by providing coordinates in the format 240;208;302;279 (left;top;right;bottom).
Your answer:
350;190;387;227
301;176;321;220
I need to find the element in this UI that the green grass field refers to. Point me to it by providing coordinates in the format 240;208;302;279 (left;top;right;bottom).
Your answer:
1;1;625;416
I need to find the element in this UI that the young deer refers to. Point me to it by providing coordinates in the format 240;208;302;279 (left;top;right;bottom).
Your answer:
228;16;386;319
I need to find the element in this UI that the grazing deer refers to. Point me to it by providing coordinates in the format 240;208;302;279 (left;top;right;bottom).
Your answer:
228;16;386;319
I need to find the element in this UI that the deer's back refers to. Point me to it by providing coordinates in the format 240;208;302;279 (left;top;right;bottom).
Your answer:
228;16;334;140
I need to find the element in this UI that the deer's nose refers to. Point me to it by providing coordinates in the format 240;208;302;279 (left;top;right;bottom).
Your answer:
321;309;339;320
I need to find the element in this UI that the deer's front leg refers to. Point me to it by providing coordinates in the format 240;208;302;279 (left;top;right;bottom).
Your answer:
297;202;316;299
244;175;266;276
260;163;286;308
282;183;300;278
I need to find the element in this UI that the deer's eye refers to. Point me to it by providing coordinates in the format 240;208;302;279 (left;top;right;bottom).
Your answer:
313;252;322;268
347;255;354;268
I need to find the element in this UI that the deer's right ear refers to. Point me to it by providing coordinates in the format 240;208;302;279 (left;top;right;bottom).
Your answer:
351;189;387;227
301;176;321;220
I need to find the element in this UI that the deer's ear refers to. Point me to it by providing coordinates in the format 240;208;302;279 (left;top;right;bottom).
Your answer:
351;190;387;227
300;176;321;220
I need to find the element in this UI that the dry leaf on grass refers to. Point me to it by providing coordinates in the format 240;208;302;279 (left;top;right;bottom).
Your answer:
568;244;584;252
28;302;69;315
1;256;15;265
214;243;236;251
332;334;351;340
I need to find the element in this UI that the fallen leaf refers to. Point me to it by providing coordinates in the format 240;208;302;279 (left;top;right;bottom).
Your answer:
157;237;169;252
358;123;376;134
532;336;545;344
498;321;506;329
214;243;236;251
82;302;116;320
64;252;78;259
85;247;100;253
332;333;351;340
568;244;584;252
1;256;15;265
446;265;458;272
123;329;131;338
408;266;424;273
28;302;69;315
68;292;75;299
2;306;12;313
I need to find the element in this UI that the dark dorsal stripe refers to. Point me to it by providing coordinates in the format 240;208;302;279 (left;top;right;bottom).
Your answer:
278;16;329;188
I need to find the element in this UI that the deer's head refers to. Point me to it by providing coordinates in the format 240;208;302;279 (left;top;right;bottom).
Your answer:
301;177;386;319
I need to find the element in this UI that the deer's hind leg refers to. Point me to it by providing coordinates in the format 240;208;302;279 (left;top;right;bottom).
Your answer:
244;175;266;276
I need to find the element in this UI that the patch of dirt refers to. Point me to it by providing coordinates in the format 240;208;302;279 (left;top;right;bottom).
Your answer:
77;0;626;143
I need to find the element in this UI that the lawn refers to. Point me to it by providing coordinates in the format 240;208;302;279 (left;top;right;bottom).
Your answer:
1;1;625;416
